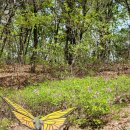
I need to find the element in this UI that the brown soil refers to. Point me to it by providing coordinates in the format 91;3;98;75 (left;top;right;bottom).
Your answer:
0;63;130;88
0;64;59;88
97;63;130;79
100;104;130;130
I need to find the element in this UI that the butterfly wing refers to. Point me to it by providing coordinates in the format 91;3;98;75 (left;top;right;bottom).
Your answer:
41;108;75;120
2;97;34;119
42;118;66;130
41;108;75;130
12;111;35;129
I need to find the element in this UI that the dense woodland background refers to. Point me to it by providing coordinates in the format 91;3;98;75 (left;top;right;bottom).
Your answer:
0;0;129;72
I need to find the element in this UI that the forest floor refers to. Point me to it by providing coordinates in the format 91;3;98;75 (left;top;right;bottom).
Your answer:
0;63;130;88
7;104;130;130
0;63;130;130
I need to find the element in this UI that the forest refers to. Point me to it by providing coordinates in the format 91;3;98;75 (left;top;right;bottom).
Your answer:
0;0;130;130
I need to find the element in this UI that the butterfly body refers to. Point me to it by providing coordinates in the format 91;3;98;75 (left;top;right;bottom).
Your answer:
33;117;42;130
1;97;75;130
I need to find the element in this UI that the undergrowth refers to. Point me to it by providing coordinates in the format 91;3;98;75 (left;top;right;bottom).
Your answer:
0;75;130;129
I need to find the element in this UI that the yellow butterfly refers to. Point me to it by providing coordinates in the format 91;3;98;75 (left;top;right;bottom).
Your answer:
2;97;75;130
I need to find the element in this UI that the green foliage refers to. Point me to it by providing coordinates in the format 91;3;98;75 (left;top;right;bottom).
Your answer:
0;0;129;65
0;118;11;130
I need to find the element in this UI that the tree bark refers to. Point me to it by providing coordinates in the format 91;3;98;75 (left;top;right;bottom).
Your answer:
124;0;130;60
64;0;76;65
30;0;38;72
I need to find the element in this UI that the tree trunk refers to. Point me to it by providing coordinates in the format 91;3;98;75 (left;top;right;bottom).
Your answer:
124;0;130;61
30;0;38;73
0;7;15;58
64;0;76;65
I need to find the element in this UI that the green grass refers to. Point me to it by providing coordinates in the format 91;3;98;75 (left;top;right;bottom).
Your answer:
0;75;130;128
0;118;11;130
